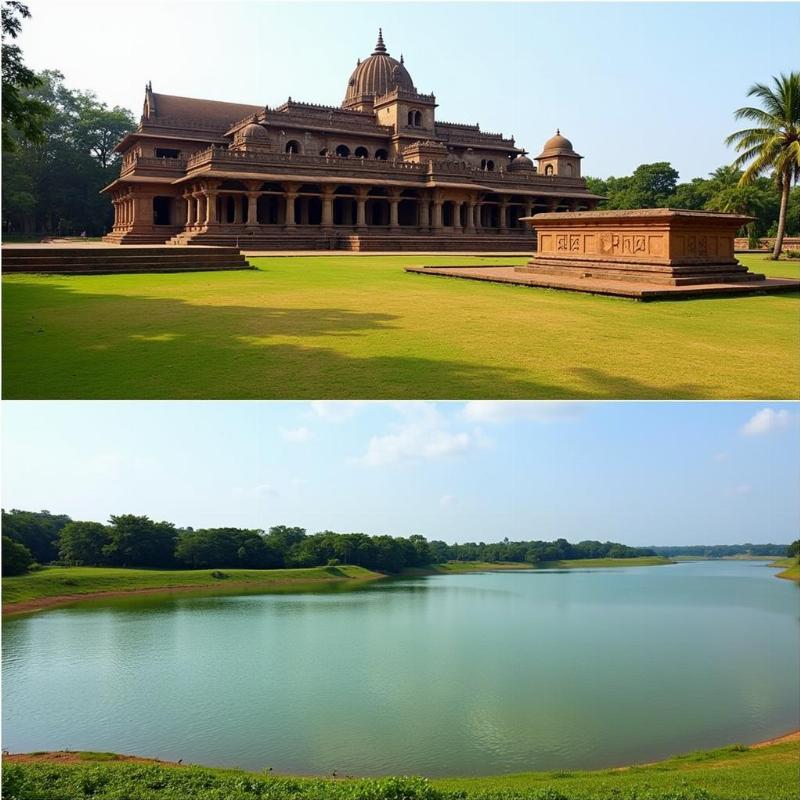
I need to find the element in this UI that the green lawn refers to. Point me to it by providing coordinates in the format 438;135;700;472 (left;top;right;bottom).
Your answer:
2;564;382;613
3;254;798;399
3;739;797;800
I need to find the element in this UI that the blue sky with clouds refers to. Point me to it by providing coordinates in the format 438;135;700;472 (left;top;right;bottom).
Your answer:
17;1;799;179
3;401;798;545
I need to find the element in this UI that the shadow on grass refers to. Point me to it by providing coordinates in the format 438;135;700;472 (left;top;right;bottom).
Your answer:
3;279;710;399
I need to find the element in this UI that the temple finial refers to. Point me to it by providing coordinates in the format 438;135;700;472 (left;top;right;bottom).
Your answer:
374;28;386;54
556;128;560;135
400;53;404;64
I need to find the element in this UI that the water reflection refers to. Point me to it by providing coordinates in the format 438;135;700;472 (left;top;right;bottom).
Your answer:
2;560;798;776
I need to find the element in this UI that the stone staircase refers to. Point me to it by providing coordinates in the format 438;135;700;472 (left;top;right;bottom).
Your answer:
165;228;535;252
1;246;253;274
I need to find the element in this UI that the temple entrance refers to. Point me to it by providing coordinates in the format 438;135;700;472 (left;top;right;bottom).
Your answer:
153;196;172;225
399;191;419;226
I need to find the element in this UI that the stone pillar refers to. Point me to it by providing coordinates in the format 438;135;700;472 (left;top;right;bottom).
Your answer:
548;198;559;212
456;202;465;231
205;191;218;225
474;203;482;230
499;198;509;230
246;192;259;227
355;188;368;231
321;186;334;228
233;195;243;224
419;199;430;230
285;191;297;227
432;199;443;230
466;201;475;230
525;203;533;219
184;195;195;226
569;199;580;212
389;191;400;232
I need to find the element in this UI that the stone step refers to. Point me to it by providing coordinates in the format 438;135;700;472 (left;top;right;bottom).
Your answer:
2;246;252;274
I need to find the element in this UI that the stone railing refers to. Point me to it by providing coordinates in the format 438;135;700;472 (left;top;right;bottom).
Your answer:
121;155;188;175
186;146;427;175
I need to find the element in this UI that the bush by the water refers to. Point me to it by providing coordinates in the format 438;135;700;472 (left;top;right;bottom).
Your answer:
0;762;733;800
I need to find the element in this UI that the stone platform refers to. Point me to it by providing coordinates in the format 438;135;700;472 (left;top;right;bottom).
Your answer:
405;209;800;300
404;264;800;300
1;245;253;275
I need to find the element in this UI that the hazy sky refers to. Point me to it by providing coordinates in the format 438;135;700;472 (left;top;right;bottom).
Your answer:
3;401;798;545
16;1;799;180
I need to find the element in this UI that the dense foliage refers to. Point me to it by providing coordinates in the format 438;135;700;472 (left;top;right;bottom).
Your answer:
3;509;658;574
585;163;800;245
787;540;800;558
1;535;33;576
652;544;789;558
1;1;49;151
1;509;72;562
2;69;135;236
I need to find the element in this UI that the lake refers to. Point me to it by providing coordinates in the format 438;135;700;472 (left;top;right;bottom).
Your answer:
2;560;798;776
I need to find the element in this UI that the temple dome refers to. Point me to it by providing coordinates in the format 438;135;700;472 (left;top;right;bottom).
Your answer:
508;154;534;172
538;129;576;156
241;121;268;141
344;29;415;104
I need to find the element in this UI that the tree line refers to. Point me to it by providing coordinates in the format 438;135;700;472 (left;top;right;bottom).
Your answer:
1;509;657;577
585;163;800;247
653;543;793;558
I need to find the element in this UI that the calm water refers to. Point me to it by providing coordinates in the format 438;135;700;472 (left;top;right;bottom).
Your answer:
2;560;798;776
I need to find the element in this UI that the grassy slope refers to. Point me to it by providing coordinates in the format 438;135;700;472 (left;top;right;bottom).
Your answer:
770;557;800;581
3;558;675;612
1;564;381;611
3;740;797;800
3;254;798;399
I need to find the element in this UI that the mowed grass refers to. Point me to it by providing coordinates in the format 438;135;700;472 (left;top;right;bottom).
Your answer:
3;254;798;399
3;740;797;800
2;564;381;612
537;556;674;569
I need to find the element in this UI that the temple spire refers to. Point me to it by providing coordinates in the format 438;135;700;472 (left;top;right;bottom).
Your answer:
373;28;387;54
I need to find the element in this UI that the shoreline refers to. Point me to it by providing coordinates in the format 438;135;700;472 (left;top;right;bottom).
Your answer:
4;730;798;775
2;558;675;616
2;569;386;617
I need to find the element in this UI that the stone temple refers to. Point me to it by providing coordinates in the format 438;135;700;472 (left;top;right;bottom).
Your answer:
102;30;602;250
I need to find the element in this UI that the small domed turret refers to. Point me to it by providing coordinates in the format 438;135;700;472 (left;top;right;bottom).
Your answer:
508;154;535;172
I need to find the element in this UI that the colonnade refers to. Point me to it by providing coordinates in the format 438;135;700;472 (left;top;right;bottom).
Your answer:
111;183;592;235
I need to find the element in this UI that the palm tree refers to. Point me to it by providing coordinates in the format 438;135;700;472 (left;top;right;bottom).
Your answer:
726;72;800;259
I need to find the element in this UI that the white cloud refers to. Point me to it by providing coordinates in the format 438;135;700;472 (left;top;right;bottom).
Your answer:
439;494;455;508
282;426;312;443
309;401;365;422
740;408;792;437
359;403;475;467
729;484;753;496
232;483;279;500
462;401;584;424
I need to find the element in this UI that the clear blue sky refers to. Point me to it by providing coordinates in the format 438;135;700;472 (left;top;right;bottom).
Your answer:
3;401;798;546
17;1;800;179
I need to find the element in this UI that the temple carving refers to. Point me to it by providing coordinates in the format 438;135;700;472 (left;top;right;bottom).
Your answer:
103;30;602;250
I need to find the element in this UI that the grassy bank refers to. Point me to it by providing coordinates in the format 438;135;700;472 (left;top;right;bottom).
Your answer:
537;556;674;569
3;254;798;399
3;737;797;800
1;564;382;615
2;558;679;615
770;557;800;581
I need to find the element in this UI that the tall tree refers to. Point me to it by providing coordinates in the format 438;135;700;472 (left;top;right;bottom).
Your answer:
58;521;111;566
2;535;33;575
726;72;800;259
1;1;50;150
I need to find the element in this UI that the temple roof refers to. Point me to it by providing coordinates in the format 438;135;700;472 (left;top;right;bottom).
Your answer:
143;89;262;130
343;29;415;105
